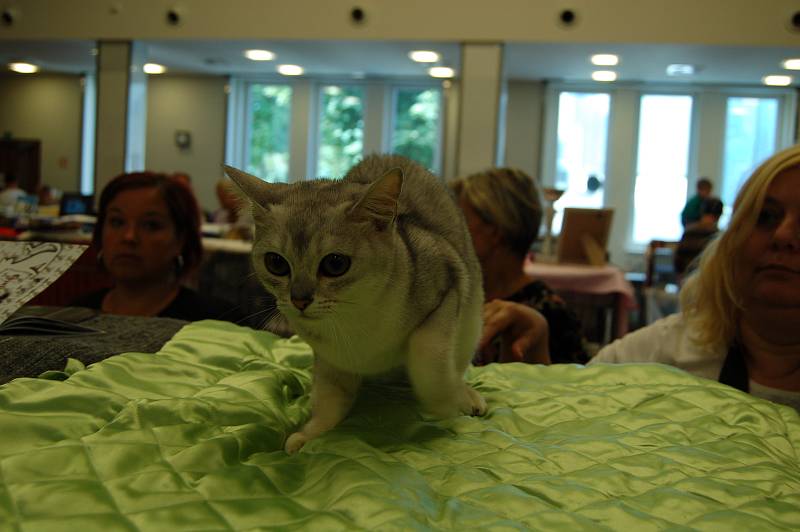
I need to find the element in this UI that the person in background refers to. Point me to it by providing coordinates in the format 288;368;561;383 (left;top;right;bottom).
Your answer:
212;179;242;224
0;174;25;210
36;184;61;206
71;172;242;322
212;179;252;240
451;167;588;365
591;145;800;412
171;171;209;223
681;177;713;227
674;197;724;277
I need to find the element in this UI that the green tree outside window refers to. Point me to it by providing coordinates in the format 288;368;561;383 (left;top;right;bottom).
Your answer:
317;85;364;179
391;88;441;172
248;84;291;183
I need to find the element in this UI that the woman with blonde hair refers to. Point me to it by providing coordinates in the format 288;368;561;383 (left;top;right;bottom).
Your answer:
452;167;587;365
592;144;800;411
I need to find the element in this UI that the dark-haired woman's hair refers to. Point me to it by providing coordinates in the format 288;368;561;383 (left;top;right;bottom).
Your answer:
93;171;203;278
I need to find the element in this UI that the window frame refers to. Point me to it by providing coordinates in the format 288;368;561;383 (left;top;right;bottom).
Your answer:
718;88;796;220
629;89;699;248
225;76;297;182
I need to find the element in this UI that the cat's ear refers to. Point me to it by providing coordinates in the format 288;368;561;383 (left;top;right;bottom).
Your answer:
349;166;403;230
223;165;284;210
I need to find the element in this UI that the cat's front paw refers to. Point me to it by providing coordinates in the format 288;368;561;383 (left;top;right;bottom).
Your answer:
460;386;487;416
285;431;308;454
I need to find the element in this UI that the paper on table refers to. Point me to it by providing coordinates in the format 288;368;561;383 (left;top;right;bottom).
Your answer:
0;241;88;324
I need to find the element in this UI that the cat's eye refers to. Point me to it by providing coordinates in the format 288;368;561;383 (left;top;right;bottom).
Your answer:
319;254;351;277
264;252;290;276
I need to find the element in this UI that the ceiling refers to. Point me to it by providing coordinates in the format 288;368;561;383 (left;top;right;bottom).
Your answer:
1;39;799;87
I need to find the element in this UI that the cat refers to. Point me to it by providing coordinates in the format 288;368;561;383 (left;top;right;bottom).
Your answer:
225;154;487;453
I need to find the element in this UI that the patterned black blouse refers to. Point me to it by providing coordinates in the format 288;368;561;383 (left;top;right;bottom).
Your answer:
503;280;589;365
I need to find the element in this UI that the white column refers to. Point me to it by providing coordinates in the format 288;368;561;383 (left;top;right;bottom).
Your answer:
363;82;387;155
604;88;639;267
289;79;313;181
95;40;132;194
454;42;504;177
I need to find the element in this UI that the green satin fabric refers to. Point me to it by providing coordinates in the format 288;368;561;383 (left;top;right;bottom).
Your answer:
1;320;799;530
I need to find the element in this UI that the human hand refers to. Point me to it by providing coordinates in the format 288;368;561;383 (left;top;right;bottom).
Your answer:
477;300;550;365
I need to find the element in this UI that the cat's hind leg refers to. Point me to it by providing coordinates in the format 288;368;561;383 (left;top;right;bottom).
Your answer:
407;291;486;419
285;355;361;453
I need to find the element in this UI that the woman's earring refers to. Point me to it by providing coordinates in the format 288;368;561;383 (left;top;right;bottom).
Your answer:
176;254;185;273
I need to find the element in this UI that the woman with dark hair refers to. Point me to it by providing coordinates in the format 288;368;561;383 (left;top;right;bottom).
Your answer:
71;172;241;322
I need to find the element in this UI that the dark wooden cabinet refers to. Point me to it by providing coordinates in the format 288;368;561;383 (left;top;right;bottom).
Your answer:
0;139;41;193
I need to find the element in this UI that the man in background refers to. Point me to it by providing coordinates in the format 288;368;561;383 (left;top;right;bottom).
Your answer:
680;177;712;227
0;173;26;212
674;197;723;277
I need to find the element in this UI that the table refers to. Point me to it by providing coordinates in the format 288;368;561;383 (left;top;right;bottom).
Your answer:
524;258;637;343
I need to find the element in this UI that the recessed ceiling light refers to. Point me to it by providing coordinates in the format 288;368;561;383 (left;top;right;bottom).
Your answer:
666;64;695;76
428;66;455;78
143;63;166;74
8;62;39;74
244;49;275;61
781;58;800;70
278;64;304;76
763;75;792;86
409;50;440;63
591;54;618;66
591;70;617;82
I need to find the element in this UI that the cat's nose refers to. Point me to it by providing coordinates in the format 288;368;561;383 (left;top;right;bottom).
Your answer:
291;297;313;311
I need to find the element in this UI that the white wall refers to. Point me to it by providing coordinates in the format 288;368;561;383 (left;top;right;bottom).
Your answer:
504;80;545;179
8;0;800;46
0;73;83;193
145;74;228;211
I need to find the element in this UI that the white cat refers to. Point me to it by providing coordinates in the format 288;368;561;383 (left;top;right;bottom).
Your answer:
225;154;486;453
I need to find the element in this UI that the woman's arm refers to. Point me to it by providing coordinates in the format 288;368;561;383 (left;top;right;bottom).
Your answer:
478;300;551;365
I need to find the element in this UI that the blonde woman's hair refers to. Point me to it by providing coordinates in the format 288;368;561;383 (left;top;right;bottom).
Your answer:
451;167;542;257
680;144;800;352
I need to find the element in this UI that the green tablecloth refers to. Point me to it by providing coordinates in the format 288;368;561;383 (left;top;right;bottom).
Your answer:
1;320;798;530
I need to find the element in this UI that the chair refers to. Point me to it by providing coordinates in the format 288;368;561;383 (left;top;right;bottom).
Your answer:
643;240;680;324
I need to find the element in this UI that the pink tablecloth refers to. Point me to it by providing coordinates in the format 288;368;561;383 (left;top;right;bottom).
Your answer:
524;259;637;339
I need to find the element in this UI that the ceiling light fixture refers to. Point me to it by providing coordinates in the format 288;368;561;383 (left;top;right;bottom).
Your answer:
409;50;440;63
781;58;800;70
666;64;695;76
8;62;38;74
763;75;792;86
590;54;618;66
278;64;304;76
428;66;455;78
143;63;166;74
244;49;276;61
591;70;617;82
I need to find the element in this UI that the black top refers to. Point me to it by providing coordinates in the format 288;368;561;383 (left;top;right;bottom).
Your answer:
718;343;749;393
506;280;589;365
71;286;246;324
471;280;588;366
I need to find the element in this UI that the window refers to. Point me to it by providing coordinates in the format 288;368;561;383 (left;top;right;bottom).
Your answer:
552;91;610;232
246;84;292;183
632;94;694;245
317;85;364;178
720;97;779;226
80;73;96;196
391;87;442;172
